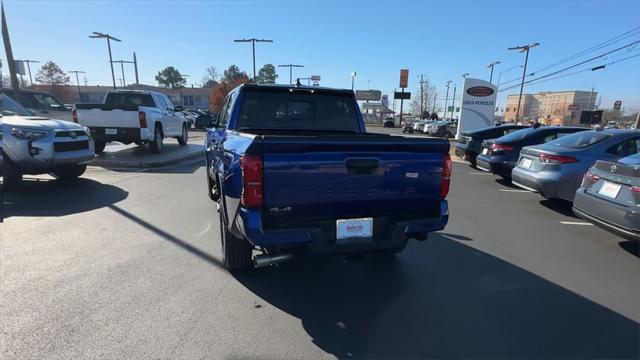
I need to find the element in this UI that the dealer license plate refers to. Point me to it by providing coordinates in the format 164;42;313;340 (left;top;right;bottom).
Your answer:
482;148;489;155
336;218;373;240
598;181;622;199
520;158;533;169
105;128;117;135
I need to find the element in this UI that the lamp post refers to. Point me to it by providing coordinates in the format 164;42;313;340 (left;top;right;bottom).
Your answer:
443;81;451;120
180;74;189;106
111;60;134;87
89;32;121;90
508;42;540;122
15;59;39;85
495;65;523;114
487;61;500;83
234;38;273;82
351;71;356;91
68;70;85;102
278;64;304;84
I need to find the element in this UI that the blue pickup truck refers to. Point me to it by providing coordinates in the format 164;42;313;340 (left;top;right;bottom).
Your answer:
204;84;451;270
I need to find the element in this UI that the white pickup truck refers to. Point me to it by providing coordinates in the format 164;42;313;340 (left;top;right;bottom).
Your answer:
74;90;189;153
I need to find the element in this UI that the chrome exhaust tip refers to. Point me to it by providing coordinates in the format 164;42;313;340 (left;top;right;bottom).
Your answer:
253;253;293;268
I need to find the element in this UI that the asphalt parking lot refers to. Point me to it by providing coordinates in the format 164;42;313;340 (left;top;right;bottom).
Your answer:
1;155;638;358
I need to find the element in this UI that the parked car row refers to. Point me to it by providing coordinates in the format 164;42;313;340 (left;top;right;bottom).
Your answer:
456;124;640;241
403;119;457;138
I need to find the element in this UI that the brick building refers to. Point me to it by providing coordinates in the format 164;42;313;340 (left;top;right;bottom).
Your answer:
504;90;597;125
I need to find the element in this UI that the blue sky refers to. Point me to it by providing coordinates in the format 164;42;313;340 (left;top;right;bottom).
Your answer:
3;0;640;112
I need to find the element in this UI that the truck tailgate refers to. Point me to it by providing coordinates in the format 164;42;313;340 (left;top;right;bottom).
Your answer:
259;134;448;227
75;104;142;128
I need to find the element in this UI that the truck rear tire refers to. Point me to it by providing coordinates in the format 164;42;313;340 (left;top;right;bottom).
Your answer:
219;204;252;270
149;125;163;153
94;141;106;154
52;164;87;180
177;124;188;146
2;156;22;189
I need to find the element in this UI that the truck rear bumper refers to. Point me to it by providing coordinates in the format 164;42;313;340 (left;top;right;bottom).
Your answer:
89;126;145;143
235;200;449;253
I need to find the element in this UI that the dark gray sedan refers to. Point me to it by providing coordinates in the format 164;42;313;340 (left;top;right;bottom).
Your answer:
573;154;640;241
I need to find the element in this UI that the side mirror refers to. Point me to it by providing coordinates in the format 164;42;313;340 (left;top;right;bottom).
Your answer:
174;105;184;112
195;115;214;129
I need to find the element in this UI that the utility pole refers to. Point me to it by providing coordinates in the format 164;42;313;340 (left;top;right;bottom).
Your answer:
508;42;539;122
419;74;425;117
111;60;134;87
450;84;457;120
180;74;189;106
133;52;139;84
487;61;500;83
89;32;121;90
16;59;39;85
351;71;356;91
68;70;85;102
444;81;451;120
432;91;437;113
587;85;595;111
2;3;20;92
495;65;523;114
234;38;273;82
278;64;304;84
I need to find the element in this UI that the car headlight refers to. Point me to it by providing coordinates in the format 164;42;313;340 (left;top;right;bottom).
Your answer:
11;128;49;140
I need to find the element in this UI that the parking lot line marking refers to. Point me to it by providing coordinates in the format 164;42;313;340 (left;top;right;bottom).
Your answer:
559;221;593;226
499;189;530;192
468;172;492;175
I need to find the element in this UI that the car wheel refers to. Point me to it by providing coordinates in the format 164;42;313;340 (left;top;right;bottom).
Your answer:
218;201;252;270
1;156;22;190
207;167;219;202
94;141;106;154
149;125;163;153
52;163;87;180
177;123;188;146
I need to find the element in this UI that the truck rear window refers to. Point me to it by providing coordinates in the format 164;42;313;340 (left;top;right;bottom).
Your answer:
105;93;156;107
237;91;359;132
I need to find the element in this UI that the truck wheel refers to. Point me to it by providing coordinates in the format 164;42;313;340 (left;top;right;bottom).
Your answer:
2;156;22;190
218;204;252;270
149;125;163;153
177;124;188;146
52;164;87;179
94;141;106;154
207;170;219;201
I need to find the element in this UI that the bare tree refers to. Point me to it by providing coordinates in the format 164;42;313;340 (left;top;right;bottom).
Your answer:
202;66;220;88
410;76;436;118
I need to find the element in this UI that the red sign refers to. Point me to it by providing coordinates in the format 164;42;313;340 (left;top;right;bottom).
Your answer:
466;86;494;97
399;69;409;88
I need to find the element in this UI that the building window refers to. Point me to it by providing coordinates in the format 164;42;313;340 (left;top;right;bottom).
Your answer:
194;96;202;105
184;95;194;106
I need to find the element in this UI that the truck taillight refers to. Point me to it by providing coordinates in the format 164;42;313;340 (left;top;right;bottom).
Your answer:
72;108;78;123
539;153;578;164
241;155;263;208
139;112;147;128
441;153;452;198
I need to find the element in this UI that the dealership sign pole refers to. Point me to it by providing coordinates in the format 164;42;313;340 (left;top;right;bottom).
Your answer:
398;69;409;124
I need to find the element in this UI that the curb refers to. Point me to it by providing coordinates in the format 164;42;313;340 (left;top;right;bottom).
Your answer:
89;151;205;170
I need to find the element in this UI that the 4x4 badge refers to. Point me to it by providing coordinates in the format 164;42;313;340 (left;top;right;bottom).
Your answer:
610;165;617;173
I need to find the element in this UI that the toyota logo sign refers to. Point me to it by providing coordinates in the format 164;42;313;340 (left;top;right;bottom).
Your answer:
466;86;495;97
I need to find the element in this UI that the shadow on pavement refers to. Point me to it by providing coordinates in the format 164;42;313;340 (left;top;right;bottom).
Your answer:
539;198;578;219
438;232;473;241
494;177;520;189
139;159;205;174
234;234;639;359
107;204;224;270
1;178;128;219
618;241;639;259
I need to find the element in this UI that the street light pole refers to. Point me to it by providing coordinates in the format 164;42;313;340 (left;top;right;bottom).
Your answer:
351;71;356;91
450;84;457;120
68;70;85;102
278;64;304;84
487;60;500;83
508;42;539;122
89;32;121;90
234;38;273;82
495;65;523;114
444;81;451;120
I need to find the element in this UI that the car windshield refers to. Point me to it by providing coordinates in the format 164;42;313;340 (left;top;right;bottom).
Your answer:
498;127;538;141
618;152;640;165
0;93;33;116
549;131;611;148
237;90;359;132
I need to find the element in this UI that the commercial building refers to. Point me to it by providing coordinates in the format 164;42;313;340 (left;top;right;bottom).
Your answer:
504;90;598;125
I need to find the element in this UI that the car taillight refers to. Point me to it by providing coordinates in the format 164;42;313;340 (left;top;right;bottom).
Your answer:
139;111;148;128
539;153;578;164
241;155;263;208
631;186;640;193
441;153;452;198
491;143;514;151
72;108;78;123
584;170;599;182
